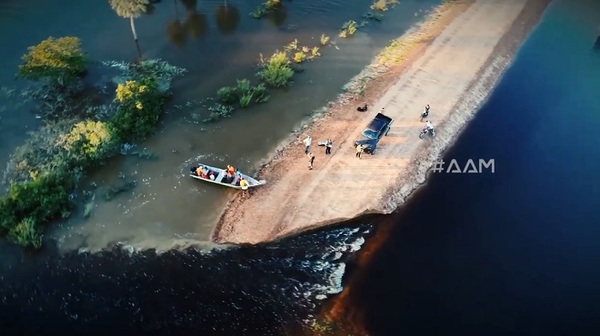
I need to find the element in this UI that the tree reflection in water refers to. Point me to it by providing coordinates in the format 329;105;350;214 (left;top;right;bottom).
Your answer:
167;0;208;48
215;0;240;36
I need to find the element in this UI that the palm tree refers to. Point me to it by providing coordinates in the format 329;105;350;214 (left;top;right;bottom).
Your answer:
108;0;151;41
215;0;240;35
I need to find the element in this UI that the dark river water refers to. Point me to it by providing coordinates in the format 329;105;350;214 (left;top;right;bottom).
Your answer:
346;0;600;334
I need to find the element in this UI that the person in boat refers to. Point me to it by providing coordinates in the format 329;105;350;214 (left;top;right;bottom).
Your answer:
200;165;210;178
224;170;233;183
195;166;203;177
226;165;236;175
240;177;249;190
231;170;242;185
357;103;368;112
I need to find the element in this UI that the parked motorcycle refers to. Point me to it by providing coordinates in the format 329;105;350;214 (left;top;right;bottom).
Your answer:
419;126;435;139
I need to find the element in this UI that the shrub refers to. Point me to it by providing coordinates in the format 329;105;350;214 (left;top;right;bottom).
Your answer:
109;78;166;143
370;0;398;12
18;36;86;85
214;80;269;113
0;172;74;249
7;217;42;250
202;103;235;123
103;59;186;93
57;120;114;164
339;20;358;38
249;0;281;19
6;119;77;183
217;86;238;105
293;51;306;63
256;51;294;88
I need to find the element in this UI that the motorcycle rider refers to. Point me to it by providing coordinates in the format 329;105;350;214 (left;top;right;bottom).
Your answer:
426;120;433;131
420;104;430;121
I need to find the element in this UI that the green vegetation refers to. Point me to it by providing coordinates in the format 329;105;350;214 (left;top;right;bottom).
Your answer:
202;37;326;123
18;36;86;86
370;0;398;12
256;50;295;88
110;78;166;143
217;79;269;107
1;37;184;249
339;20;358;38
0;172;74;249
16;37;88;118
249;0;281;19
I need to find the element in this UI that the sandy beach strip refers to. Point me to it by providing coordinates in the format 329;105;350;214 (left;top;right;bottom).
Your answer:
212;0;549;245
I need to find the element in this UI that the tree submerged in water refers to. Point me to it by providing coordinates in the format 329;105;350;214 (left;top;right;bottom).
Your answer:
18;36;86;86
108;0;150;41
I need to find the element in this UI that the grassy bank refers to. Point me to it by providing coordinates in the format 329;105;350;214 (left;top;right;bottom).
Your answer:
0;37;185;249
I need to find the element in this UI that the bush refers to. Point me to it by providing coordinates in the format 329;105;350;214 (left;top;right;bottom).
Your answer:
109;78;166;143
18;36;86;85
202;103;235;123
6;119;77;182
339;20;358;38
0;172;74;249
370;0;398;12
256;51;294;88
249;0;281;19
217;86;238;105
57;120;114;164
216;79;269;107
103;59;186;93
7;217;42;250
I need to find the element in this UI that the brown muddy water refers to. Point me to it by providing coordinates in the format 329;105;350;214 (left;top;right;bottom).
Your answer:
0;0;441;251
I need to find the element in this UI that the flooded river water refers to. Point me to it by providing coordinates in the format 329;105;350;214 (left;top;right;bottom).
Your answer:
0;0;441;251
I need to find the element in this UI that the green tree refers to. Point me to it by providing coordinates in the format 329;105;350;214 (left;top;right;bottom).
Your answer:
108;0;150;41
109;78;165;143
17;36;86;85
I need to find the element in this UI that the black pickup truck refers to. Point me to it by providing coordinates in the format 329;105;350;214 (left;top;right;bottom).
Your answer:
354;112;393;154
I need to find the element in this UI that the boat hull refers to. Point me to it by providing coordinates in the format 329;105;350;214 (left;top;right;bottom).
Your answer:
190;164;266;190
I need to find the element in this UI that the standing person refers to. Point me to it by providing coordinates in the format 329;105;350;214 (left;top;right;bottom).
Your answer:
303;135;312;154
308;152;315;170
325;139;333;155
356;144;364;159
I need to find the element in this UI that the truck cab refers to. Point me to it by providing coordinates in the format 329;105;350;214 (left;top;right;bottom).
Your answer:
354;112;393;154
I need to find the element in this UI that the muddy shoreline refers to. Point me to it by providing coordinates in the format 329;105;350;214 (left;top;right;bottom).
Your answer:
211;0;552;245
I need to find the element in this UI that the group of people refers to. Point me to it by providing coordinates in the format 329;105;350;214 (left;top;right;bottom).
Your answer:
195;164;249;190
195;165;215;180
302;136;333;170
224;165;248;189
422;104;434;134
300;103;435;169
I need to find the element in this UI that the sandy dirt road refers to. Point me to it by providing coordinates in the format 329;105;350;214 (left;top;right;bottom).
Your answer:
213;0;534;244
